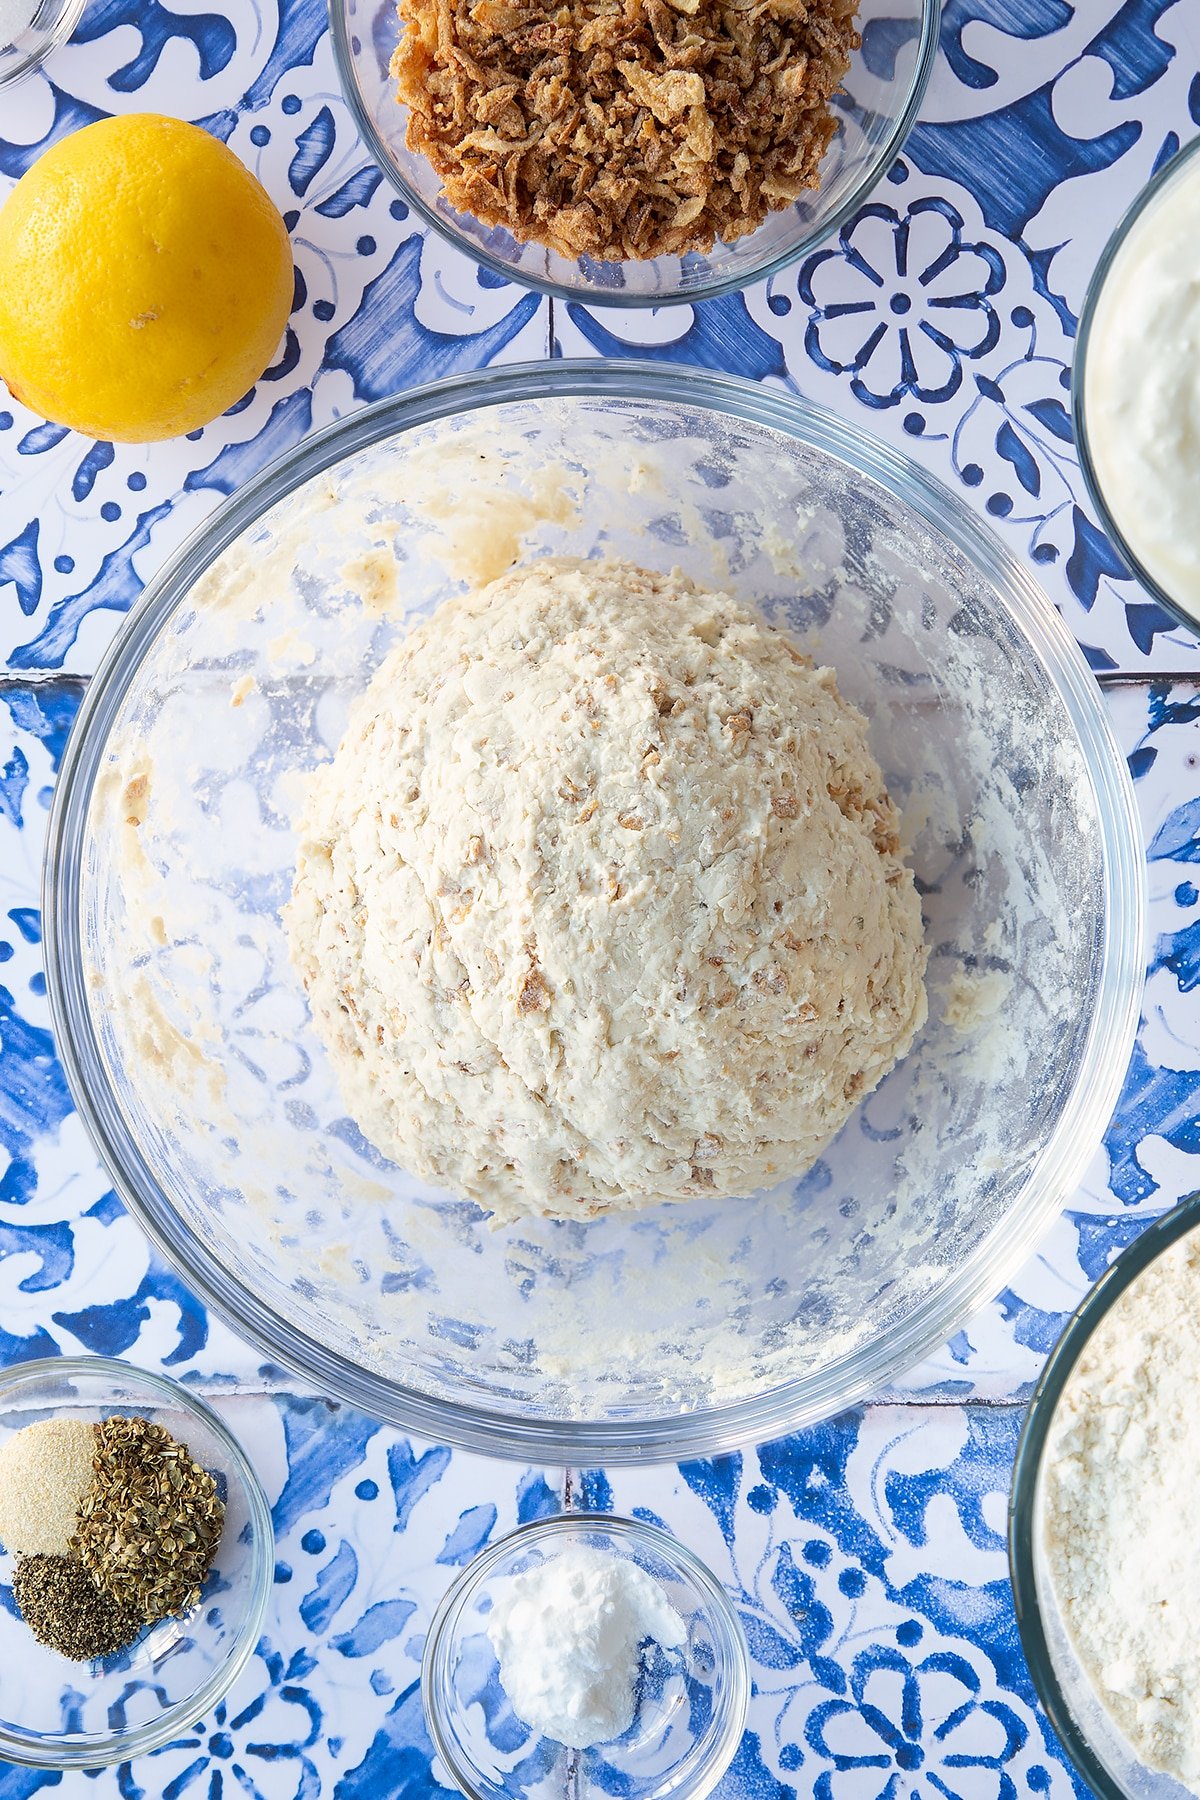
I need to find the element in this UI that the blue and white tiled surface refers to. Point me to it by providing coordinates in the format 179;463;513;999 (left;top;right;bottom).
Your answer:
3;2;1200;1794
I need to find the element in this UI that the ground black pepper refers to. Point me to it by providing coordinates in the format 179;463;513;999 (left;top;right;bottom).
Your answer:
12;1553;141;1662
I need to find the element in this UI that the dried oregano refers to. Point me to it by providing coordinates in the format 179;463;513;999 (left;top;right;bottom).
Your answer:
72;1416;224;1622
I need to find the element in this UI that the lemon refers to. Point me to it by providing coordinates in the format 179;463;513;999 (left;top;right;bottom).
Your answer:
0;114;294;443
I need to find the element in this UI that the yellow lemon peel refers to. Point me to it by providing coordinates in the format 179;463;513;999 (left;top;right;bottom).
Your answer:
0;114;293;443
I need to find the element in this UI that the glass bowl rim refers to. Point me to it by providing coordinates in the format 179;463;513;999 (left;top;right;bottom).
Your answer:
41;357;1146;1464
0;0;87;89
325;0;941;307
0;1353;274;1770
1071;130;1200;638
420;1510;752;1800
1007;1191;1200;1800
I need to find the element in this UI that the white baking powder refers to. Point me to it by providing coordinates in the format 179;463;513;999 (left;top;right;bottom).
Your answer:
486;1544;686;1748
1042;1232;1200;1790
0;0;39;47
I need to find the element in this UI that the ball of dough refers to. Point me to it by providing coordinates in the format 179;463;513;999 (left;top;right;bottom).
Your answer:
286;557;927;1225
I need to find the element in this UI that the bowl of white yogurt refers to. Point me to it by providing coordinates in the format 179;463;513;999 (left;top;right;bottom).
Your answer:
1010;1191;1200;1800
1074;134;1200;634
421;1513;749;1800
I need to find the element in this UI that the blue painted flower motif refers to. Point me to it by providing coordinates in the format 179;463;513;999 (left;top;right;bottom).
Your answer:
806;1645;1026;1800
949;350;1075;524
115;1644;321;1800
798;199;1005;409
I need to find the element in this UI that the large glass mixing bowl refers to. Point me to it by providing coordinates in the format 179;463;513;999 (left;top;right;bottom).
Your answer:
43;363;1144;1461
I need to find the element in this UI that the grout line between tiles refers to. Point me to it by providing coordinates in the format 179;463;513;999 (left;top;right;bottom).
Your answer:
1095;669;1200;686
0;671;89;691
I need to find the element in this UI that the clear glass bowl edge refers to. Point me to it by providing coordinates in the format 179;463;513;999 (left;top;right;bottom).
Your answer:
420;1512;752;1800
41;359;1146;1464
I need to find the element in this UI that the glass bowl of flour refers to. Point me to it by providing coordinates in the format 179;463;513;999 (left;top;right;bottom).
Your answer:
42;360;1144;1460
422;1513;749;1800
1010;1194;1200;1800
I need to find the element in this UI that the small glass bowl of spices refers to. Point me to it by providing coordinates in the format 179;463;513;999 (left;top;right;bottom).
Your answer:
423;1513;750;1800
0;1356;272;1768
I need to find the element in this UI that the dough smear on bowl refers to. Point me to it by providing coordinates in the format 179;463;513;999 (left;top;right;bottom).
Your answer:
285;556;927;1226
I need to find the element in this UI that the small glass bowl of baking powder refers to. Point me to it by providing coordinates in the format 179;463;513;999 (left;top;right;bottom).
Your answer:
0;1356;273;1768
423;1513;750;1800
0;0;86;89
1009;1192;1200;1800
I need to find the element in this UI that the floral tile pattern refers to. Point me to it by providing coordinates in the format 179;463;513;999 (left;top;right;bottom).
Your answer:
553;137;1190;676
104;1396;560;1800
3;0;1200;1793
895;679;1200;1401
0;13;550;676
0;674;1194;1798
578;1414;1081;1800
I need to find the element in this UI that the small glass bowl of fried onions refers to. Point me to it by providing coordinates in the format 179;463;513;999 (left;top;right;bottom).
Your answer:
332;0;940;305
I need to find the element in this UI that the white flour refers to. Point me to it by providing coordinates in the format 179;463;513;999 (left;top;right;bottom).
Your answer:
0;0;38;47
1041;1232;1200;1789
486;1545;686;1748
